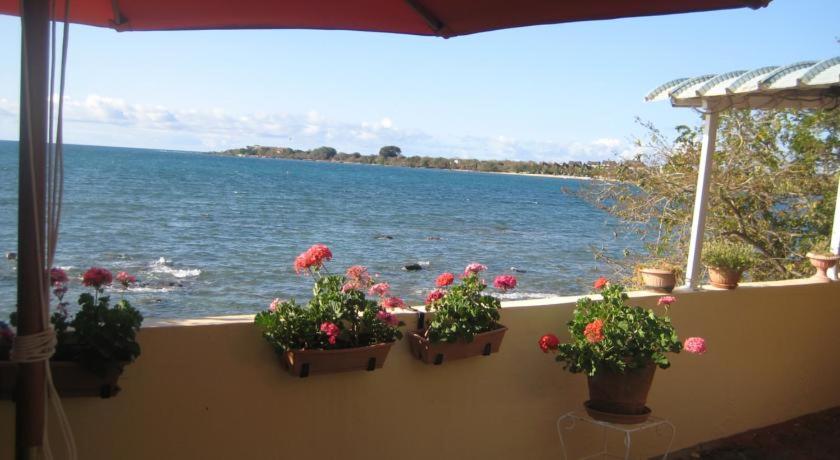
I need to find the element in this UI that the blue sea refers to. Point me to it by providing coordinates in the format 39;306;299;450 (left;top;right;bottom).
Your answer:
0;140;638;319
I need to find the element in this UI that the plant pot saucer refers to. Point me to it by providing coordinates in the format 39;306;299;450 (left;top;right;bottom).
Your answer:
584;400;652;425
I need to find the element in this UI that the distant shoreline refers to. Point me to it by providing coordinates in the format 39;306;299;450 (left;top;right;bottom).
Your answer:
211;151;614;182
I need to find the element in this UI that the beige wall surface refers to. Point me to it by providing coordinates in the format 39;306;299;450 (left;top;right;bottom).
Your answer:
1;280;839;459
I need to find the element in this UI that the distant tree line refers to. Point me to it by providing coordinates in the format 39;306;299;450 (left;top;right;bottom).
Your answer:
214;144;634;178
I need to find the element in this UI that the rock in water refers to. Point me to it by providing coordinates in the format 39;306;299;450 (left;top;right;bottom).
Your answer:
374;234;394;240
5;252;16;260
403;263;423;271
510;267;527;273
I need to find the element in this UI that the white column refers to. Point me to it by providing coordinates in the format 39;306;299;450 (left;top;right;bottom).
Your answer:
684;104;719;289
829;174;840;280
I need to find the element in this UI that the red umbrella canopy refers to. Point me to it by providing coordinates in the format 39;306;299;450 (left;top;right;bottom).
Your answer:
0;0;770;37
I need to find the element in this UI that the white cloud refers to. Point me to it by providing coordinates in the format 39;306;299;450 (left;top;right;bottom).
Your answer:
0;93;625;162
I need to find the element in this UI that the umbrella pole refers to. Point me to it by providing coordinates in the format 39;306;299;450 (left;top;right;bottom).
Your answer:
16;0;50;458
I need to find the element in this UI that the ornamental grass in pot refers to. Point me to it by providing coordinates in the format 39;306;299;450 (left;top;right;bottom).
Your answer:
539;277;705;424
1;267;143;399
702;240;755;289
805;241;839;282
408;264;515;365
254;244;404;378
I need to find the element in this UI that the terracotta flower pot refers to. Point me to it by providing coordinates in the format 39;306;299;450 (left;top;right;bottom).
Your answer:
0;358;125;399
585;363;656;424
806;252;839;282
707;267;743;289
639;268;676;293
281;342;394;378
408;326;507;365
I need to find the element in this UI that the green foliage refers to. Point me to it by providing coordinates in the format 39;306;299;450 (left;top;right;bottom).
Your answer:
424;273;502;343
553;283;682;376
378;145;402;158
254;274;404;353
583;109;839;283
69;292;143;375
702;240;756;272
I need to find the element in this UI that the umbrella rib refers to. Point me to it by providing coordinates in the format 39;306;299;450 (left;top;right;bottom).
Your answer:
110;0;128;26
403;0;447;36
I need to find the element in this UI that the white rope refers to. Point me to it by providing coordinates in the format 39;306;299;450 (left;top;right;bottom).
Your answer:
9;329;57;364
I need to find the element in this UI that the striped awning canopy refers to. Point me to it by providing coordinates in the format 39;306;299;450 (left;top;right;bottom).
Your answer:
646;57;840;110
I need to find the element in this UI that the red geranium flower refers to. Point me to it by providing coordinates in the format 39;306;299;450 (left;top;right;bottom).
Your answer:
425;288;445;305
82;267;113;289
319;321;340;345
116;271;137;288
294;244;333;274
593;277;608;290
538;334;560;353
584;319;605;343
49;267;68;286
381;296;405;310
493;274;517;292
435;272;455;287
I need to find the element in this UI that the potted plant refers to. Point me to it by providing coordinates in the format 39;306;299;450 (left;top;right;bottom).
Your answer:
539;277;705;424
805;241;839;282
1;267;143;399
407;264;515;365
702;240;755;289
638;261;681;293
254;244;404;377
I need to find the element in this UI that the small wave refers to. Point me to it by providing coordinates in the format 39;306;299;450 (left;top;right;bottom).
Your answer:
149;257;201;278
495;292;556;301
417;261;430;267
127;286;175;293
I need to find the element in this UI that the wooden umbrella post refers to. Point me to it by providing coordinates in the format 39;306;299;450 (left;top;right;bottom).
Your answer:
16;0;51;458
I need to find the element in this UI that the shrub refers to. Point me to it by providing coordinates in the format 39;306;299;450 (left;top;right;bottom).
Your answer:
702;240;755;272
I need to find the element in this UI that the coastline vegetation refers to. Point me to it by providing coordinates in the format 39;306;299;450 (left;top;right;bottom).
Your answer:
214;144;636;179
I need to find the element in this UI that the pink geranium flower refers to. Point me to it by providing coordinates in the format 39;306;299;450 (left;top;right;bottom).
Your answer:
464;263;487;276
381;296;405;310
657;296;676;307
435;272;455;287
293;244;333;274
116;271;137;288
376;309;399;326
82;267;113;290
369;282;390;297
493;274;517;292
268;298;282;312
684;337;707;354
320;321;340;345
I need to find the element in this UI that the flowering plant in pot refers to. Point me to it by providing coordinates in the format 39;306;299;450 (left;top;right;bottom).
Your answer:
702;240;755;289
539;277;705;424
408;263;516;365
805;240;839;282
1;267;143;398
254;244;405;377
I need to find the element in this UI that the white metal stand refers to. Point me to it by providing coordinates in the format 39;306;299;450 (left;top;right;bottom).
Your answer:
556;412;676;460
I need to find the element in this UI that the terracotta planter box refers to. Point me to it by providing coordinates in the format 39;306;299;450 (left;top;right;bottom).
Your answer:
707;267;743;289
281;342;394;378
639;268;676;293
0;360;125;399
585;364;656;424
407;326;507;365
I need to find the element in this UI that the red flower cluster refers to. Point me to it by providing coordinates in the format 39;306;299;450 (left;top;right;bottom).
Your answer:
593;277;608;290
584;318;605;344
294;244;333;274
435;272;454;287
381;296;405;310
493;274;517;292
425;288;445;305
342;265;372;292
538;333;560;353
320;321;340;345
116;271;137;288
82;267;113;289
50;267;68;286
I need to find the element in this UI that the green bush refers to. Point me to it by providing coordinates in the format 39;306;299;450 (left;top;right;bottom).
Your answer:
702;240;755;272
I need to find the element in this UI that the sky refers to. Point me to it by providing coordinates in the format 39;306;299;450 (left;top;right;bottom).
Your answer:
0;0;838;162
